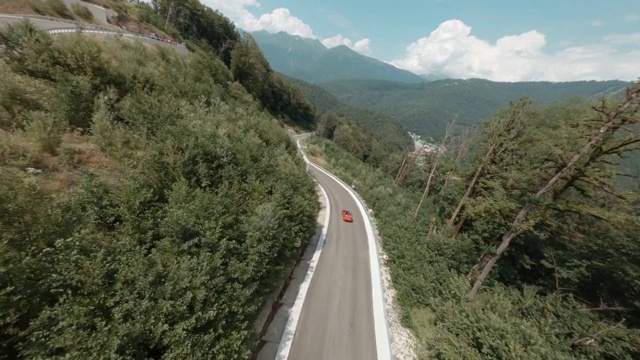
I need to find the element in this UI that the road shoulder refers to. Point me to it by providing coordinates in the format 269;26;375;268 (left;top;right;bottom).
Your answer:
254;182;329;360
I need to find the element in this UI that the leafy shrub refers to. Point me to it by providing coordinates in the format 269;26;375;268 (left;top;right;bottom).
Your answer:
90;90;142;158
1;24;319;359
52;75;96;130
25;111;65;154
0;21;56;80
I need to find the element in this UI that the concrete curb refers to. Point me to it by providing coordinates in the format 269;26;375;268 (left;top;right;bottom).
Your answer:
274;181;330;359
250;141;330;360
0;14;188;53
44;27;189;54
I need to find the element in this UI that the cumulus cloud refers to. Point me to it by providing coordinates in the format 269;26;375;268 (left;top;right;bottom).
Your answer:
604;33;640;45
322;35;372;55
204;0;372;54
203;0;315;38
353;39;372;55
254;8;315;38
390;19;640;81
203;0;260;30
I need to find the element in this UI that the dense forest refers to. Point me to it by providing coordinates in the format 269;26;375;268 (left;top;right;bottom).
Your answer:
309;86;640;358
320;78;632;139
0;0;320;357
281;74;413;151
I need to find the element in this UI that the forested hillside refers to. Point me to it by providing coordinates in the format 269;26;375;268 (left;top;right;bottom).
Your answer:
281;74;413;151
307;85;640;359
0;2;319;358
320;78;632;139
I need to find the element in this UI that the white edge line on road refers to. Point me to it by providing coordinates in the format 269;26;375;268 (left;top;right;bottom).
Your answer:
275;138;331;359
295;137;392;360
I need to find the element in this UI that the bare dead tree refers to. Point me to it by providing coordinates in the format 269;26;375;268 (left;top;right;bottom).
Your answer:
455;128;474;163
164;1;175;29
448;144;496;226
468;86;640;298
414;120;456;218
571;319;626;349
394;153;408;185
395;142;428;186
442;128;474;191
448;101;529;227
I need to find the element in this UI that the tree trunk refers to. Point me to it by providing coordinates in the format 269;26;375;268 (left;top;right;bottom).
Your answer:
394;154;408;185
415;122;456;218
453;215;466;237
468;87;640;298
449;145;495;225
465;253;491;282
455;129;473;163
396;145;424;186
164;1;174;29
442;171;453;190
414;153;438;218
441;130;472;193
468;224;529;298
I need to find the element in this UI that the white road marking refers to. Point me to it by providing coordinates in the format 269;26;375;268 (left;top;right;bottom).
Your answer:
275;139;331;359
291;137;393;360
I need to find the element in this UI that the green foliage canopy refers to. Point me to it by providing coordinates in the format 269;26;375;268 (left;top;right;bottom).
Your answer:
0;22;317;359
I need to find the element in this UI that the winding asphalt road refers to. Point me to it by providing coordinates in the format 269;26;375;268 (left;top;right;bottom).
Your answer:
0;14;188;54
288;134;379;360
0;14;78;31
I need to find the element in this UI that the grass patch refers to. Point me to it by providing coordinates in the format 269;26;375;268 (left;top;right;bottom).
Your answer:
104;0;130;14
71;3;94;21
310;155;327;167
29;0;73;19
0;126;116;194
0;0;37;14
25;111;65;155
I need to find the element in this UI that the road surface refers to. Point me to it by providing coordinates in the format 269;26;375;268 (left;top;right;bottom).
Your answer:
0;14;77;31
288;135;378;360
0;14;188;54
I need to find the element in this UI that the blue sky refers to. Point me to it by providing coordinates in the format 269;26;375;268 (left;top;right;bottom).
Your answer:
205;0;640;81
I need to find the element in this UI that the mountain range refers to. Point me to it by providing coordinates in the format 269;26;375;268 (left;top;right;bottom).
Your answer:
254;30;633;144
319;78;632;139
279;74;413;150
250;30;425;84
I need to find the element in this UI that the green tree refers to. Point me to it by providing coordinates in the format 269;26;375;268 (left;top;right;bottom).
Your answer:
467;86;640;297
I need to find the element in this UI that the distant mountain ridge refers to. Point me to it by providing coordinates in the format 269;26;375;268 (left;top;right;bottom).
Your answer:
250;30;425;84
279;74;413;150
318;78;633;139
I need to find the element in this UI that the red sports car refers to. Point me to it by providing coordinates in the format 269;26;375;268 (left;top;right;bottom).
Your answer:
341;209;353;222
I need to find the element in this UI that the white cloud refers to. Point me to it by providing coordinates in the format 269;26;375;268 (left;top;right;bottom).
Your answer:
353;39;372;55
203;0;315;38
322;34;372;55
625;14;639;22
390;19;640;81
591;20;605;27
254;8;315;38
204;1;374;55
203;0;260;30
604;33;640;44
